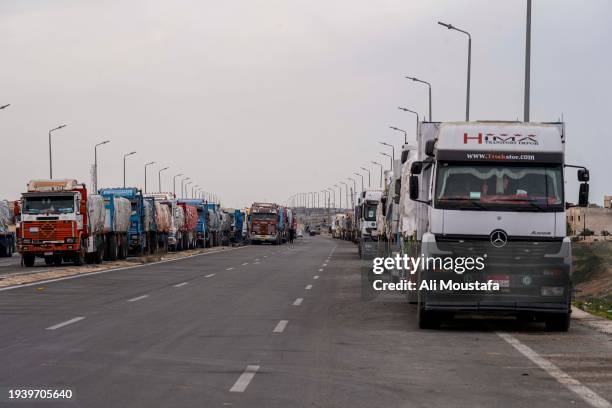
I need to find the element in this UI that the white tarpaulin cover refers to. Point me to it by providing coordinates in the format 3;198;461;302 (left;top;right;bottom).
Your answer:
87;195;106;235
174;205;185;232
399;145;418;238
0;200;14;232
113;197;131;232
155;202;171;233
143;200;155;232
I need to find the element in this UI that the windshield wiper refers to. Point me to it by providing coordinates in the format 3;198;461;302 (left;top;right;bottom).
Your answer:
497;198;548;211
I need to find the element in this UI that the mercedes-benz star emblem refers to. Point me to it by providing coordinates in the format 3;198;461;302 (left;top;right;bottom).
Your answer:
490;229;508;248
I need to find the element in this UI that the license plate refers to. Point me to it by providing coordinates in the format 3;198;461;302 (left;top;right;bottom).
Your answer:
487;274;510;288
44;252;53;256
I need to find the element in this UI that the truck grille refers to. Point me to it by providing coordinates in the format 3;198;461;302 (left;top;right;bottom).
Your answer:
23;221;75;242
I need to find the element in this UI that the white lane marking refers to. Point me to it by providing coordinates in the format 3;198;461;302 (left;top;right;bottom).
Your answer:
242;262;249;266
318;269;323;272
46;316;85;331
229;365;260;393
323;264;327;267
127;295;149;302
174;282;188;288
205;273;215;278
255;259;260;261
497;332;611;408
292;298;303;306
263;255;268;258
273;320;289;333
0;246;249;292
313;275;319;279
305;284;312;290
226;267;234;271
254;262;260;265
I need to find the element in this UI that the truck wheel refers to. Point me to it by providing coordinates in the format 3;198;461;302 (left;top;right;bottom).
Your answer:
95;243;104;264
44;256;54;266
106;235;117;261
53;255;63;266
418;307;441;330
544;313;570;332
74;245;86;266
23;254;35;267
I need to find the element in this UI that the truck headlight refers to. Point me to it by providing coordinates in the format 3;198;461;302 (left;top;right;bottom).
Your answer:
29;227;39;233
22;238;32;244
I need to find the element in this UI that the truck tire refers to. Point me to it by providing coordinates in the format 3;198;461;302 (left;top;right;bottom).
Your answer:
44;256;54;266
544;313;570;332
418;307;441;330
53;255;63;266
74;244;86;266
23;254;35;267
107;235;118;261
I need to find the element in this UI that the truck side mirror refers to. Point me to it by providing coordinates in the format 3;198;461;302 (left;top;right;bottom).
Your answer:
394;179;401;195
410;161;423;175
401;149;409;164
425;139;436;157
409;175;419;201
578;183;589;207
578;169;589;182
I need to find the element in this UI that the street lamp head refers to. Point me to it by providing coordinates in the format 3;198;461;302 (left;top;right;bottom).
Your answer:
58;124;67;129
160;166;169;171
146;161;156;166
371;161;381;166
360;167;368;171
381;152;391;157
102;140;110;145
0;104;10;109
175;173;183;177
438;21;453;29
125;151;136;157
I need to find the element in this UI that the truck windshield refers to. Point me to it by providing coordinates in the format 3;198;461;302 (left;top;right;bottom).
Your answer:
364;204;377;221
252;213;275;221
435;163;563;211
23;195;75;214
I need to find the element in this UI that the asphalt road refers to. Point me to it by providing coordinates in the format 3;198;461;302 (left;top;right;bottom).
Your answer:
0;237;610;407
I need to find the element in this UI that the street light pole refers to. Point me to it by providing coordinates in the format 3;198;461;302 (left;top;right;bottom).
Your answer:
347;177;357;208
371;161;383;188
123;151;136;188
389;126;407;144
360;167;371;188
185;181;192;198
158;166;169;193
381;152;393;171
94;140;110;192
405;76;432;121
438;21;471;121
380;142;395;170
173;173;183;197
334;184;342;211
398;107;419;137
48;124;67;179
524;0;532;122
144;161;156;194
181;177;190;198
354;172;364;192
340;181;349;211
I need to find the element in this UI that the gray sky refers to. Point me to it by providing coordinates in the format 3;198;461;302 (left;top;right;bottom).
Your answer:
0;0;609;208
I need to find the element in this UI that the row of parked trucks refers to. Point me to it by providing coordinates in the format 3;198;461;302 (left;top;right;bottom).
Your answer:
14;179;247;267
333;120;590;331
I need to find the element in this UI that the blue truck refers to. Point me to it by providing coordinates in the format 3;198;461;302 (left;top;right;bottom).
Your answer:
99;188;157;256
177;199;209;248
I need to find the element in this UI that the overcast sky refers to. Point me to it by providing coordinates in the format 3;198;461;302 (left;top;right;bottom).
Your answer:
0;0;609;208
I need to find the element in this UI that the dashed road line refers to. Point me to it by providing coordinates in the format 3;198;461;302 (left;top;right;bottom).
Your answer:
229;365;260;393
242;262;249;266
127;295;149;302
46;317;85;331
273;320;289;333
318;269;323;272
173;282;188;288
313;275;319;280
305;284;312;290
226;267;234;271
292;298;303;306
205;273;215;278
497;332;611;408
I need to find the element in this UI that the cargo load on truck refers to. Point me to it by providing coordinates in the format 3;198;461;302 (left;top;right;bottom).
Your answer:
0;200;15;257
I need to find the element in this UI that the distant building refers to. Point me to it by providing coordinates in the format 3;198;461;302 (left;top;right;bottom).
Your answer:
567;196;612;236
